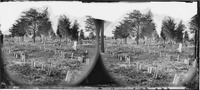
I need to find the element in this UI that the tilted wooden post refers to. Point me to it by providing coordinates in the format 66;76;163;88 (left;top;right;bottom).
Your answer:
148;66;152;74
136;63;140;72
177;55;180;61
153;67;159;79
21;53;26;62
126;56;131;66
173;74;180;85
65;70;72;82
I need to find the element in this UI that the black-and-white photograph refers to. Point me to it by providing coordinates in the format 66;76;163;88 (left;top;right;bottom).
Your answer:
0;1;199;89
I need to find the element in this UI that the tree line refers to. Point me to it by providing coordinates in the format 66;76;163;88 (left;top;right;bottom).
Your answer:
112;9;197;47
113;10;157;45
8;8;198;47
9;7;86;44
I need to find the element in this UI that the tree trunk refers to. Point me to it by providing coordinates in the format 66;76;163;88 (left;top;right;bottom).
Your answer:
136;36;139;45
33;23;36;43
136;39;139;45
136;24;140;45
101;23;105;53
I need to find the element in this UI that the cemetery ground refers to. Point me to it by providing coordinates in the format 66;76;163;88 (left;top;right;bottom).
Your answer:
103;38;196;87
2;37;197;88
3;37;95;87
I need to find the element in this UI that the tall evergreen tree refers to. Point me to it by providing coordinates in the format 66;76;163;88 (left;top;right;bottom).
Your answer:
174;20;185;43
56;25;62;42
57;15;71;44
9;17;30;41
79;29;85;40
85;16;96;33
21;8;43;43
70;20;79;41
161;16;176;44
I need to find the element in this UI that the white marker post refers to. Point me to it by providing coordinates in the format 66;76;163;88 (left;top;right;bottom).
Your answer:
15;53;19;59
139;64;142;71
72;41;77;51
136;63;139;72
173;74;180;85
21;53;26;62
33;61;36;67
177;55;180;61
31;60;34;68
86;58;89;65
177;43;182;53
148;67;152;74
65;70;71;82
126;56;131;66
153;67;159;79
119;56;123;61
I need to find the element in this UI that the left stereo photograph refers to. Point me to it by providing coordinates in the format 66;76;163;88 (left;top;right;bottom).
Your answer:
0;1;100;88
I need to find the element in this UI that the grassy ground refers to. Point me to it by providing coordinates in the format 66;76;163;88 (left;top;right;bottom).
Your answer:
2;37;197;88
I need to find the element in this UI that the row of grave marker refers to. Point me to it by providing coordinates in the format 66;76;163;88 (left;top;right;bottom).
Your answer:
106;49;190;65
106;48;187;84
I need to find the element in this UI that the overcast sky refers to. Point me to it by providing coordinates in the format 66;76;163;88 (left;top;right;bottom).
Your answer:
0;1;197;36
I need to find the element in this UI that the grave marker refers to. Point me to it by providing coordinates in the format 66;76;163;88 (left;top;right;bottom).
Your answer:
86;58;90;65
136;63;140;72
33;61;36;67
172;74;180;85
112;52;115;56
126;56;131;66
153;67;159;79
31;60;35;68
72;41;77;51
8;50;12;54
184;59;189;65
48;68;51;75
21;53;26;62
119;56;123;61
177;55;180;61
65;70;72;82
78;56;83;62
148;67;152;74
139;64;142;71
15;53;20;59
